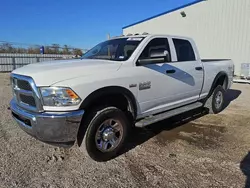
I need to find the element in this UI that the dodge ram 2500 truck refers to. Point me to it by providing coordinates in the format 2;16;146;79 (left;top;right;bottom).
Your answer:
10;34;234;161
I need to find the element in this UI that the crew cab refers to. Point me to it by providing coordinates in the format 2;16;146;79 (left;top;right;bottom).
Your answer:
10;34;234;161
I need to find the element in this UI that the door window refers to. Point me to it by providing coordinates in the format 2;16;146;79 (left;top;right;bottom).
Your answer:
139;38;171;62
173;39;196;61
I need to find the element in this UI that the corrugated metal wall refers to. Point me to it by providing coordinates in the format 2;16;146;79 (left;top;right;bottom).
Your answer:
123;0;250;76
0;53;73;72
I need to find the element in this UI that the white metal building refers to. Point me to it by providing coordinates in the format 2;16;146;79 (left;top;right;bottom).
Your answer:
123;0;250;76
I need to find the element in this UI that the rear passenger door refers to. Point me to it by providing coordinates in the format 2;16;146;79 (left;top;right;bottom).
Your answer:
166;38;204;105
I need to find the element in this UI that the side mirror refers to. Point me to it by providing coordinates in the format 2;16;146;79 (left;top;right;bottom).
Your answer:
138;58;165;65
137;49;170;65
150;49;169;59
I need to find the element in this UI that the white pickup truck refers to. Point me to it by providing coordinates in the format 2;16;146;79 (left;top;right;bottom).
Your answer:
10;34;234;161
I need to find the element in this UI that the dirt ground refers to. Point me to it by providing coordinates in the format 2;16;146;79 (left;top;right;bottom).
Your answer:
1;73;250;188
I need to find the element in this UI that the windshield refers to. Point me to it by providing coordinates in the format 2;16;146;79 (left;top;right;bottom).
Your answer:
81;37;144;61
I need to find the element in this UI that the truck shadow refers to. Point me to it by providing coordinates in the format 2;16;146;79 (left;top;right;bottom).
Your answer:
223;89;241;109
119;89;241;157
121;108;208;156
240;152;250;188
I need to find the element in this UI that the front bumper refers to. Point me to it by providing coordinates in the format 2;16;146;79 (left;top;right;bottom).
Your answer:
10;99;84;147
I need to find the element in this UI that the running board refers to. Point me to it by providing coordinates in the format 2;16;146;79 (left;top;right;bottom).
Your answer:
135;102;203;128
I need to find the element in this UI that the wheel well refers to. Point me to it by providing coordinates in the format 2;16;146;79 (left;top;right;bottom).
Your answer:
79;86;137;120
207;72;228;98
214;74;228;90
87;93;132;115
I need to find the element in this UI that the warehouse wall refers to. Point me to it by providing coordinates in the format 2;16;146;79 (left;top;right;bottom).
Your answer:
123;0;250;75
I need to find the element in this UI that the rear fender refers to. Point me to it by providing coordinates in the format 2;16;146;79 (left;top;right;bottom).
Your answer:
207;71;229;98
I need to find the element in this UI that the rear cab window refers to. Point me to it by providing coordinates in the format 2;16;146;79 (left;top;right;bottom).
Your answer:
173;39;196;61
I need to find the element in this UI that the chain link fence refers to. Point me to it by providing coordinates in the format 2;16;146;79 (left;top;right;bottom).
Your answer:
0;53;74;72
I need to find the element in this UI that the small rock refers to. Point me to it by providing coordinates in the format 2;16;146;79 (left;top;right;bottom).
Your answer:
45;156;50;162
52;154;57;161
58;156;64;162
46;154;57;164
12;181;18;186
169;153;177;158
41;182;51;188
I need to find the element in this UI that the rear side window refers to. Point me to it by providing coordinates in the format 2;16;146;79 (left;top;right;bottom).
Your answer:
173;39;196;61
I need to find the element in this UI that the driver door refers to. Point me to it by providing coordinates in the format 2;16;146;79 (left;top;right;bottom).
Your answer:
136;37;175;116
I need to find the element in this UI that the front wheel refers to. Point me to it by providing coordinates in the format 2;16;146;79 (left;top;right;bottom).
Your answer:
204;85;225;114
79;107;130;162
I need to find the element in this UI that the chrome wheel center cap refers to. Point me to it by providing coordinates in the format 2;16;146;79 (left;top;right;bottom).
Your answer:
215;91;223;109
216;97;221;104
102;128;115;141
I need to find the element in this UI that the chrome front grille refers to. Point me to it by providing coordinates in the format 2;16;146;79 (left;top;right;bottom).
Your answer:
19;94;36;107
11;74;43;112
16;79;32;91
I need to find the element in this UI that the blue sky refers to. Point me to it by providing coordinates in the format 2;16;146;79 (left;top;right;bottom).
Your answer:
0;0;194;49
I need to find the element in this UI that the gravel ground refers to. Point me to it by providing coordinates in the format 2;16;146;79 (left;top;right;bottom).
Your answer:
1;73;250;188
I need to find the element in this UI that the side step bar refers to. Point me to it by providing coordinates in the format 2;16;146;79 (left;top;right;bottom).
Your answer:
135;102;203;128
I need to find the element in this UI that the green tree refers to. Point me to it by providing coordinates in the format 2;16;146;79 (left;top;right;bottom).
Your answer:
27;46;40;54
73;48;83;56
0;42;82;55
44;46;53;54
16;47;27;53
0;43;13;53
62;45;70;54
51;44;60;54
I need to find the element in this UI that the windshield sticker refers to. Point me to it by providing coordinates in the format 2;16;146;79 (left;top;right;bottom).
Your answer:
127;37;143;41
119;56;125;59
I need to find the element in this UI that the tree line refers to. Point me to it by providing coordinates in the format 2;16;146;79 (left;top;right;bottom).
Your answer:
0;42;83;56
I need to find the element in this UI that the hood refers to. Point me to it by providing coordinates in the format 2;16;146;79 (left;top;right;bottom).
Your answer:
12;59;122;86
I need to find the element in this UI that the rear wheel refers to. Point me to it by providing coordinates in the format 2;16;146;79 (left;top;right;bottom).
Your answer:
79;106;130;162
204;85;225;114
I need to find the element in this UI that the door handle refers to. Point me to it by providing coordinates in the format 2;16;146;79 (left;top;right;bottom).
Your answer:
166;69;176;74
195;66;203;71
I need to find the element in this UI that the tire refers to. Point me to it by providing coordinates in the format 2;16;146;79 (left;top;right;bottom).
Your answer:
204;85;225;114
79;106;130;162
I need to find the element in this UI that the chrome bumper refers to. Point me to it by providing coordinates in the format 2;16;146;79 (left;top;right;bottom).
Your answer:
10;99;84;147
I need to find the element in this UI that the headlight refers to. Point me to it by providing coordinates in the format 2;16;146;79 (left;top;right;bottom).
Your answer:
40;87;81;106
